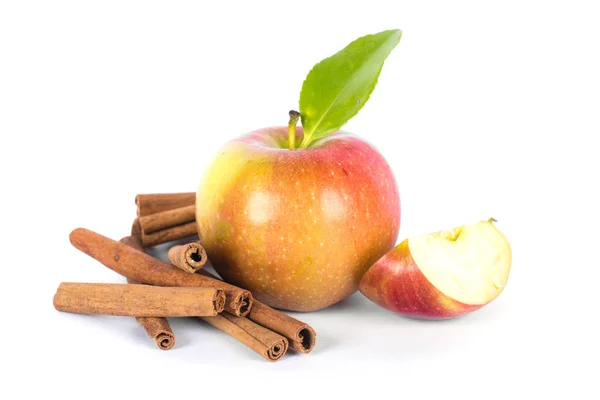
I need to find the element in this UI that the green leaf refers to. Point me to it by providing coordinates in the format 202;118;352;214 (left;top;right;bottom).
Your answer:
298;29;402;148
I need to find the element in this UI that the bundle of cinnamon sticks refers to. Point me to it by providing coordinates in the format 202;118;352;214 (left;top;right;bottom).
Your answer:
55;192;316;362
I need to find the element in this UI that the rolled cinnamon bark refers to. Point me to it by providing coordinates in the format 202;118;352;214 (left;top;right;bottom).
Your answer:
68;228;252;317
135;192;196;217
199;270;316;353
138;205;196;234
126;278;175;350
200;313;288;362
53;282;225;317
140;221;198;248
168;242;208;273
136;316;175;350
248;302;316;353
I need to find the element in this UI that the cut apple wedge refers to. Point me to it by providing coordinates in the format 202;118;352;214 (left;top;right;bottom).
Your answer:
359;219;512;319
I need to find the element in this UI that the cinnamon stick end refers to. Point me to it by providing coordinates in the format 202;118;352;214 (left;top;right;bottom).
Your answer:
227;291;253;317
155;332;176;350
214;289;226;314
266;337;289;362
167;244;196;274
68;228;89;253
183;243;207;270
134;195;142;217
53;284;64;312
291;326;317;353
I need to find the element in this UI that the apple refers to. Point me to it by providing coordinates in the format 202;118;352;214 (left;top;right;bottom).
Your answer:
196;127;400;312
359;219;511;319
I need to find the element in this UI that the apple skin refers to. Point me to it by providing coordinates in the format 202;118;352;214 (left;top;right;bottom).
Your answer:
197;126;400;312
359;240;482;319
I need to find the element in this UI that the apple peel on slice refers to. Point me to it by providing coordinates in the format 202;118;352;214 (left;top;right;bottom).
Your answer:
359;219;512;319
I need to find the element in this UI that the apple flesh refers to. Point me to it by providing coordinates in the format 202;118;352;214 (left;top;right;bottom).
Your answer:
196;127;400;312
359;219;511;319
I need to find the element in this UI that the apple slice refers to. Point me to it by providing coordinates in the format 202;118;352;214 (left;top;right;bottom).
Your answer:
359;219;511;319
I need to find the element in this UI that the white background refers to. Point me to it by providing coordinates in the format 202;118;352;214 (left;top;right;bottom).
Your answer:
1;1;599;399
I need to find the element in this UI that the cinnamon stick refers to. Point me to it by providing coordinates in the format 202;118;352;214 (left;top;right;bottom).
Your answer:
199;270;316;353
126;278;175;350
53;282;225;317
200;313;288;362
123;231;144;251
68;228;252;317
135;192;196;217
138;205;196;234
123;237;176;350
131;218;142;237
140;221;198;248
136;316;176;350
167;242;208;273
248;301;316;353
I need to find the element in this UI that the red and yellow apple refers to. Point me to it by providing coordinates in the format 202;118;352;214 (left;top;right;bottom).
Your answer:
359;219;511;319
196;127;400;312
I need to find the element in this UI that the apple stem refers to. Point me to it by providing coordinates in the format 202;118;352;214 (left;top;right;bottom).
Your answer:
288;110;300;149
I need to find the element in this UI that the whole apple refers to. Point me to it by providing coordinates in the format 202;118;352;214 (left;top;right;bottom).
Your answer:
196;126;400;311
